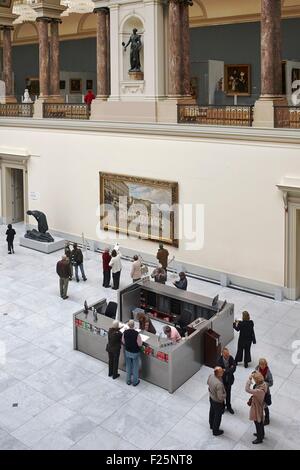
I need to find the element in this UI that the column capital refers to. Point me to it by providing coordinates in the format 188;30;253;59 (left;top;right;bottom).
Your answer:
93;7;110;14
50;18;62;24
36;16;52;23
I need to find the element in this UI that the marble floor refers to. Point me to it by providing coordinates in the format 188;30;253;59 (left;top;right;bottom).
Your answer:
0;223;299;450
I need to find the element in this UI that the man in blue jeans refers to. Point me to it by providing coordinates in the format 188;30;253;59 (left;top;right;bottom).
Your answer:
122;320;142;386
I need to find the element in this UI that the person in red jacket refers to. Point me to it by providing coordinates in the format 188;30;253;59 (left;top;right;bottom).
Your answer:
84;89;95;110
102;248;112;288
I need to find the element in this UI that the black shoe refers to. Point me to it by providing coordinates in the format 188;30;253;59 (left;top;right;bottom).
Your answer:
133;380;140;387
108;374;112;377
244;363;248;368
63;296;69;300
227;407;235;414
213;430;224;436
83;278;87;282
127;381;131;385
69;277;72;281
113;374;120;379
76;279;79;283
252;439;263;444
8;252;11;254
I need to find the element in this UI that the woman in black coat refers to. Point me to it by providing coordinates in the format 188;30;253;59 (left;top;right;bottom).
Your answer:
106;320;122;379
6;224;16;254
233;311;256;368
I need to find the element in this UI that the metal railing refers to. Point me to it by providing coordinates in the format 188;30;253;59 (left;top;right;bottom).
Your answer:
43;103;90;120
0;103;34;118
274;106;300;128
178;104;254;127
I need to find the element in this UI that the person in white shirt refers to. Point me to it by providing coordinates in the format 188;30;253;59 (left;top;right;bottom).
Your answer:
131;255;142;282
109;249;122;290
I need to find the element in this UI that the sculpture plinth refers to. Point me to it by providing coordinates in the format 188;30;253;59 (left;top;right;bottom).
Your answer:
128;71;144;81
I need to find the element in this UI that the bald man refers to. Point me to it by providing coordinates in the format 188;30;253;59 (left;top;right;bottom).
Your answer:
207;367;226;436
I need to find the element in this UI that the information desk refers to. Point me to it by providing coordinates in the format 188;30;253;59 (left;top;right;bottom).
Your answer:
73;288;234;393
118;280;234;348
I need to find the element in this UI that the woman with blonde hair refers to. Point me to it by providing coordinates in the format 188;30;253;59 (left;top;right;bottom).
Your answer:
233;311;256;368
255;358;273;425
245;371;267;444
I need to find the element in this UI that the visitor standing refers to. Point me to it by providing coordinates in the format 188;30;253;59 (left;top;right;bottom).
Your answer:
102;248;112;288
234;311;256;368
6;224;16;254
71;243;87;282
109;249;122;290
56;255;71;299
122;319;142;386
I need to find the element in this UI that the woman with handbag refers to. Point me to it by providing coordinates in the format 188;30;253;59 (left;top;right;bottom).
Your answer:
233;311;256;368
245;371;267;444
255;358;273;425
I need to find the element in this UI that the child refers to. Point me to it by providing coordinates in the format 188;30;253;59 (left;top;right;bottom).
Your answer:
6;224;16;254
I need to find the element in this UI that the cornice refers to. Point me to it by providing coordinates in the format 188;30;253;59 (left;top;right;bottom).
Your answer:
1;118;300;147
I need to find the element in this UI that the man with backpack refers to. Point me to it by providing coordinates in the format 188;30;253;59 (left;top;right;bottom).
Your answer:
71;243;87;282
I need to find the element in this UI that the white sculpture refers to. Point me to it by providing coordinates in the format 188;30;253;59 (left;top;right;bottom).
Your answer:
23;89;32;103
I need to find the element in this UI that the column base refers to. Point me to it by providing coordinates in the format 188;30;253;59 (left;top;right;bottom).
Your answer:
157;96;196;124
33;97;48;119
253;96;287;128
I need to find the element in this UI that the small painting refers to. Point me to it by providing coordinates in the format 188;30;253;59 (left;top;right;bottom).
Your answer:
0;0;12;8
69;78;82;94
86;79;93;90
224;64;251;96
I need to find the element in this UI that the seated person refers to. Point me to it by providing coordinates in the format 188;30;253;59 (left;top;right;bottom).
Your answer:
137;312;156;334
173;272;187;290
163;325;182;344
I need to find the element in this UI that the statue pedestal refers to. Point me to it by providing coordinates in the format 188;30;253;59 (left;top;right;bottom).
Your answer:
19;236;65;254
128;71;144;81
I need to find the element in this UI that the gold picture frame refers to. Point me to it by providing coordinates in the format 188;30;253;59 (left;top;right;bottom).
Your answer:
99;172;179;247
0;0;12;7
69;78;82;94
224;64;251;96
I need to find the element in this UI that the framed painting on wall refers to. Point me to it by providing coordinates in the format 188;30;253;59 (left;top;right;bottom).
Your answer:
99;172;179;247
69;78;82;94
86;79;93;90
224;64;251;96
0;0;12;7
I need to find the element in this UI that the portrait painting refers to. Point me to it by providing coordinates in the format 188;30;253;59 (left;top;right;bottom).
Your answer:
69;78;82;94
224;64;251;96
99;173;179;247
0;0;12;8
86;79;93;90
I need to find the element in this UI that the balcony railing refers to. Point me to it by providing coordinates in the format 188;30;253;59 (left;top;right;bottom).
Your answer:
0;103;34;118
178;104;254;127
274;106;300;128
43;103;90;120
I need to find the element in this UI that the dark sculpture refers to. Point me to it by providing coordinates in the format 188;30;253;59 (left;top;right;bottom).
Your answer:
25;210;54;243
122;28;142;72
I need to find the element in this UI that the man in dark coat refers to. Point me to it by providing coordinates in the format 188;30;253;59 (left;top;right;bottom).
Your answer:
217;347;236;414
71;243;87;282
6;224;16;254
102;248;111;288
106;320;122;379
56;255;71;299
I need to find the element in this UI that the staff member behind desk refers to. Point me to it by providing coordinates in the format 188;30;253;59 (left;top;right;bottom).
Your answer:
106;320;122;379
137;312;156;334
122;320;142;386
217;347;236;414
233;310;256;368
207;367;226;436
173;272;188;291
163;325;181;344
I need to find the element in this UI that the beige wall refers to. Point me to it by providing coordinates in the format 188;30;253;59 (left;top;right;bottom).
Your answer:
0;125;299;289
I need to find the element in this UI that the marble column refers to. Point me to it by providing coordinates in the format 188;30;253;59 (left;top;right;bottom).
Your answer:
180;0;191;96
1;26;14;99
261;0;282;97
37;17;50;99
50;19;61;98
168;0;181;96
94;7;109;99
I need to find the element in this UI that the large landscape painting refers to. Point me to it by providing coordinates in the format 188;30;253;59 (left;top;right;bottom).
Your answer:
0;0;12;8
100;173;179;246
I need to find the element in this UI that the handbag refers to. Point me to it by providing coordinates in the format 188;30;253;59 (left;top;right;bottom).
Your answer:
247;396;253;406
265;391;272;406
141;264;149;275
